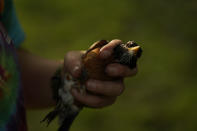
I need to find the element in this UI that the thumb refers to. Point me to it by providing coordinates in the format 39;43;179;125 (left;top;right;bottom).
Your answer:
64;51;84;78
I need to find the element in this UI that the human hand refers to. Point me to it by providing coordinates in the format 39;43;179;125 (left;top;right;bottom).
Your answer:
64;39;138;108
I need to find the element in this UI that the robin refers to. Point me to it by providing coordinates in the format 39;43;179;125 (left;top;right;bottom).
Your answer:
81;40;142;81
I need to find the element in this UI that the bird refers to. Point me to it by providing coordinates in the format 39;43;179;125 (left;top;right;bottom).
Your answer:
81;40;142;81
41;40;142;131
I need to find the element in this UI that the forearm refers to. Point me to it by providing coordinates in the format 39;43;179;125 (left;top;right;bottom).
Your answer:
17;48;62;109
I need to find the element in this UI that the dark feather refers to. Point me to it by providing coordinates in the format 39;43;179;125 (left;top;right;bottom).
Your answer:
41;102;61;126
113;42;142;69
58;112;79;131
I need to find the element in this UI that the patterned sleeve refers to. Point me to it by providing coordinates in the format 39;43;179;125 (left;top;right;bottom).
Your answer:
1;0;25;48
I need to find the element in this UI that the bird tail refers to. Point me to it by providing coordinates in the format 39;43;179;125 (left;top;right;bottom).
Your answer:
41;103;61;126
41;109;59;126
58;112;79;131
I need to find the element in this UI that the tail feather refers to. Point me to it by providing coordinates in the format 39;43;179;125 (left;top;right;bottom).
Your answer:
41;102;62;126
41;109;59;126
58;112;79;131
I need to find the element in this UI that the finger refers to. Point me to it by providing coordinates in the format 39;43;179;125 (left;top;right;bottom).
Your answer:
86;79;125;96
71;89;116;108
106;63;138;77
99;39;122;59
89;40;108;50
64;51;84;78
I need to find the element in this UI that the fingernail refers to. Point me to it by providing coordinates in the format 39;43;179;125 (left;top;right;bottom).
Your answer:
100;50;110;59
72;66;80;77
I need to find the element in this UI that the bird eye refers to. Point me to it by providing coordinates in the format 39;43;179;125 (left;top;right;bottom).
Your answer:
126;41;138;48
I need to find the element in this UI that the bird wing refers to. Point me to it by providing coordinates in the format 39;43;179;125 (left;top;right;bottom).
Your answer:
82;40;108;59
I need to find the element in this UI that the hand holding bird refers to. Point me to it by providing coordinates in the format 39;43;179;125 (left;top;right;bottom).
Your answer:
42;39;142;131
67;39;142;107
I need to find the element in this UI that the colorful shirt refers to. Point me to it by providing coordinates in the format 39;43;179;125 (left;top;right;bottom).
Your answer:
0;0;27;131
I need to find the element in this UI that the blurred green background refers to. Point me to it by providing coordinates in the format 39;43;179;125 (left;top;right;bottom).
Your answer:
15;0;197;131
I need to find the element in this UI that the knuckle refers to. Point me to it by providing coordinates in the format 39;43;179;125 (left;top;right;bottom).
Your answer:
64;51;74;59
111;39;122;43
64;52;75;66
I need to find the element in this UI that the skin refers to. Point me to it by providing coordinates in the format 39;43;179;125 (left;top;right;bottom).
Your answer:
17;39;137;109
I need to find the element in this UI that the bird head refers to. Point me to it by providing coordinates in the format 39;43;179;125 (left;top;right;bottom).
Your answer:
113;41;142;69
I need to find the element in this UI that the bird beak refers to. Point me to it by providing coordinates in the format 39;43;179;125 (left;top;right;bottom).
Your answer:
129;46;140;55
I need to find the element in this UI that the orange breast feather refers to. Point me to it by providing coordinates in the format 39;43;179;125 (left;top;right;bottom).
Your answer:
82;41;115;81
